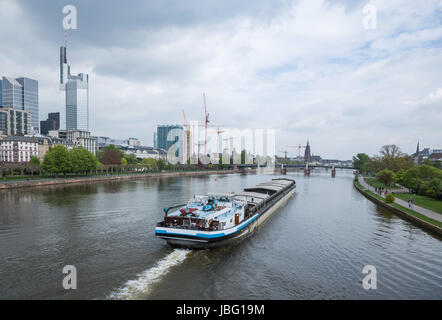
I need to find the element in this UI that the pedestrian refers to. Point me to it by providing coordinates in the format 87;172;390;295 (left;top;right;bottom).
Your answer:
408;199;412;209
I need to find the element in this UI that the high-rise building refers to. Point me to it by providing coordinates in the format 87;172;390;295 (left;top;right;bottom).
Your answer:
156;124;183;151
304;140;312;162
0;107;32;136
0;79;2;107
40;112;60;135
59;46;89;131
1;76;39;132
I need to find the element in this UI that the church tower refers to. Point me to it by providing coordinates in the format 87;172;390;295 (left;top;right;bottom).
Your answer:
304;140;312;162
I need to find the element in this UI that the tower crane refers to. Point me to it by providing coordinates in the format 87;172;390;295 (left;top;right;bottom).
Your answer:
278;150;290;161
287;145;306;160
203;92;209;155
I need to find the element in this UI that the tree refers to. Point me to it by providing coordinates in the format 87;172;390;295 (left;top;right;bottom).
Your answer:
376;169;394;188
42;145;73;175
393;169;406;185
379;144;403;158
69;147;98;174
121;158;128;167
101;149;122;165
141;158;157;170
364;157;384;174
98;144;124;162
124;153;138;165
352;153;370;172
157;159;167;171
29;156;40;166
422;159;441;169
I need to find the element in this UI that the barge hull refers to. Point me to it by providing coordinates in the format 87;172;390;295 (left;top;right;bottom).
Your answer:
160;188;296;249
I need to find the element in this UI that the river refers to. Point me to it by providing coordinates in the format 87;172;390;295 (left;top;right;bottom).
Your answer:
0;170;441;299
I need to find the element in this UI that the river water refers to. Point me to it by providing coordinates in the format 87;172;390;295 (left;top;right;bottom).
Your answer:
0;170;441;299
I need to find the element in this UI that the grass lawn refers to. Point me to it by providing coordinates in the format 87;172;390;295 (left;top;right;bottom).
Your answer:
364;177;387;188
394;193;442;215
355;180;442;229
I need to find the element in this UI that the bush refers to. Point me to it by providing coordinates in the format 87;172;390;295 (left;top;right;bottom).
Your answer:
385;193;395;203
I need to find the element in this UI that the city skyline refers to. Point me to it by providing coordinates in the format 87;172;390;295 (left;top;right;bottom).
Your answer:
0;0;441;159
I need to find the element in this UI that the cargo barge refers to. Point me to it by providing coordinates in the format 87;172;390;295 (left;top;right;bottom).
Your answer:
155;178;296;249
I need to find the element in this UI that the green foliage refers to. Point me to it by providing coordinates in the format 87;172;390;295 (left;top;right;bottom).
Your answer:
121;158;128;167
141;158;157;170
69;147;98;174
124;153;138;165
352;153;370;172
29;156;40;166
355;145;414;174
385;193;395;203
42;146;98;175
42;145;73;175
400;165;442;199
157;159;167;171
376;169;394;188
422;159;442;169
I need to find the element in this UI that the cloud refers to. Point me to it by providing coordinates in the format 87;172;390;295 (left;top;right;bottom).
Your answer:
1;0;442;159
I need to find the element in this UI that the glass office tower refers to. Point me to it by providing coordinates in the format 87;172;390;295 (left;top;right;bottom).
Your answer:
17;77;39;132
1;76;39;133
59;46;89;131
2;77;24;109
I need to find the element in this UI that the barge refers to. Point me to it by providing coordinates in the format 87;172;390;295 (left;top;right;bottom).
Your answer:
155;178;296;249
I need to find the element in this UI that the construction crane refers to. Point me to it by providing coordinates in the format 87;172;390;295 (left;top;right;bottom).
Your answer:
215;127;225;155
203;92;210;155
222;136;239;152
278;150;290;161
182;109;191;163
289;144;306;159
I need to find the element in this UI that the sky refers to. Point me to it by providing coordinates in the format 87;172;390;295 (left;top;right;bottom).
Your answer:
0;0;441;159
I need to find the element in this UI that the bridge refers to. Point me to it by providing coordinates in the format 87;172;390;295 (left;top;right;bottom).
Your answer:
234;164;355;170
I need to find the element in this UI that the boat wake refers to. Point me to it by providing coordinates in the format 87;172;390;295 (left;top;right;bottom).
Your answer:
108;249;191;300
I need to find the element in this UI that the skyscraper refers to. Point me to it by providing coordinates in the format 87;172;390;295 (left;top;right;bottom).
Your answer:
156;125;183;151
59;46;89;131
1;76;39;132
40;112;60;135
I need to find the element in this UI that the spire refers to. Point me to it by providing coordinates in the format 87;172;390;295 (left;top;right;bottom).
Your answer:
416;140;420;154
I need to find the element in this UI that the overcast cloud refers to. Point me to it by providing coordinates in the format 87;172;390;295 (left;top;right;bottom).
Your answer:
1;0;441;159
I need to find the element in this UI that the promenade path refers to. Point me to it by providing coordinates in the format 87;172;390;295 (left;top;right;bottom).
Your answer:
358;176;442;223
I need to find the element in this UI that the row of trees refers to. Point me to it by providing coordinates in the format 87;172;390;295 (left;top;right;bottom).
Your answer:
97;145;173;170
353;145;442;200
39;145;220;176
42;146;98;175
353;145;415;174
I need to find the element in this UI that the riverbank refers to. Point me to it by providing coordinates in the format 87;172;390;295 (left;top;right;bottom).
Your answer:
0;169;252;190
354;178;442;236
